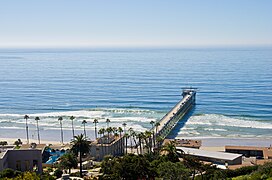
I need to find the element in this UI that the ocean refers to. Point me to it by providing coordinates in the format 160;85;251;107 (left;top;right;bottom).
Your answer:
0;47;271;142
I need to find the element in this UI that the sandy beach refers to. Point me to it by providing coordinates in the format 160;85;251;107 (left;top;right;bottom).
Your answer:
176;136;272;151
0;137;63;145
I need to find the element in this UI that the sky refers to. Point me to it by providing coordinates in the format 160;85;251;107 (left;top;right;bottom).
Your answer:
0;0;272;48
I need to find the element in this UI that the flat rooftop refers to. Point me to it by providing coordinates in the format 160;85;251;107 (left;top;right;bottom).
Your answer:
0;146;14;158
226;146;272;159
177;147;242;161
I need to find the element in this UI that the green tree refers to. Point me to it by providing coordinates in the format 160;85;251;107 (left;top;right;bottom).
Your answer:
14;139;22;148
122;122;127;134
106;118;110;128
183;155;204;180
118;127;123;137
136;132;145;154
150;120;156;148
161;141;179;162
0;141;8;146
70;116;75;139
131;131;139;154
35;117;41;144
98;128;105;155
101;154;155;179
124;133;129;154
14;171;41;180
71;134;91;178
24;115;30;144
93;118;98;139
58;152;78;173
157;161;190;180
145;130;153;153
128;127;134;153
53;168;63;179
58;117;64;144
82;120;87;138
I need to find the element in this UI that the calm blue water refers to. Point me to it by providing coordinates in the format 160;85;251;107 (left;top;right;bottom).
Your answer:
0;48;271;141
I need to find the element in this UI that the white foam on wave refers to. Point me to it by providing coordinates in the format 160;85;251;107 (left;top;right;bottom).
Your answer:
178;130;200;135
30;110;106;119
0;108;157;131
186;114;272;129
203;128;228;132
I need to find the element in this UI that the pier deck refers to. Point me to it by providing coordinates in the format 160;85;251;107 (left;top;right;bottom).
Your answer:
153;89;196;140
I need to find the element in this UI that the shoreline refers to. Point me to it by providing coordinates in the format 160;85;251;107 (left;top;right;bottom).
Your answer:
176;136;272;147
0;137;65;145
1;135;271;149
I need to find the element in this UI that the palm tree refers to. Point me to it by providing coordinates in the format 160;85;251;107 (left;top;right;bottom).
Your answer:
112;127;117;134
131;131;139;154
155;122;160;135
124;133;129;154
71;134;90;178
98;128;105;138
82;120;87;138
122;123;127;134
150;120;155;129
93;119;98;139
24;115;30;144
35;117;41;144
118;127;123;137
106;118;110;128
128;128;134;153
156;135;164;151
59;153;78;174
58;117;64;144
145;130;153;153
150;120;155;148
98;128;105;155
106;127;112;143
137;132;144;154
154;122;160;146
70;116;75;139
161;140;179;162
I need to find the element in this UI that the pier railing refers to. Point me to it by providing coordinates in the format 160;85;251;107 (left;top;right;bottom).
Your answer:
152;89;196;140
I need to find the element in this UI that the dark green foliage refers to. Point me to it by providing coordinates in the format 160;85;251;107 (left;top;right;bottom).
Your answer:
71;134;91;178
53;168;63;179
157;161;190;180
101;154;156;180
0;141;8;146
40;172;55;180
160;141;180;162
70;171;81;177
58;152;78;173
100;153;191;180
225;165;259;178
0;168;21;178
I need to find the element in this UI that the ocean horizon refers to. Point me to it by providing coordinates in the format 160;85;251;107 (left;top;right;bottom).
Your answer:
0;47;271;142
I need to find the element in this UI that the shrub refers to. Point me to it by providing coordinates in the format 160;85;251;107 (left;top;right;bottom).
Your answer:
53;168;63;178
0;168;21;178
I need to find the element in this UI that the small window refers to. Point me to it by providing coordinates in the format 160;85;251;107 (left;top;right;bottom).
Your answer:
16;160;21;171
25;160;30;170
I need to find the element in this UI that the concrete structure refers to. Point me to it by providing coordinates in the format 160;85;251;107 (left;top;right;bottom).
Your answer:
152;89;196;140
226;146;272;159
176;147;242;165
0;145;43;173
163;139;202;149
90;135;125;161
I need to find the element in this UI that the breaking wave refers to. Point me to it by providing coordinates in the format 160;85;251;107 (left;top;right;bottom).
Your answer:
186;114;272;129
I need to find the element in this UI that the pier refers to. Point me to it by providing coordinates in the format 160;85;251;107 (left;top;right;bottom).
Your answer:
152;88;196;140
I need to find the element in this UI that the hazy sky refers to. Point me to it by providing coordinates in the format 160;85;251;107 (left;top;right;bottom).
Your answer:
0;0;272;48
